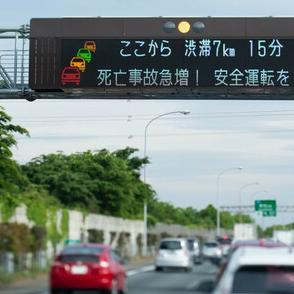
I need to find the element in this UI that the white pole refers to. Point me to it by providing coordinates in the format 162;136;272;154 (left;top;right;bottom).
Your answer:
142;110;190;256
216;167;243;237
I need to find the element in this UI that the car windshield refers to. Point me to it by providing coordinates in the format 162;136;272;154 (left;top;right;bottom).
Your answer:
232;265;294;293
160;241;182;250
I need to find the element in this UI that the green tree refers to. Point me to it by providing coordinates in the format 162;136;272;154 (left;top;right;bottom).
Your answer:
0;106;29;193
22;148;155;218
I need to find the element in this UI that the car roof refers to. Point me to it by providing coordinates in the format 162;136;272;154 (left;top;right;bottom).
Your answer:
231;239;287;249
160;238;187;242
62;243;110;252
230;246;294;269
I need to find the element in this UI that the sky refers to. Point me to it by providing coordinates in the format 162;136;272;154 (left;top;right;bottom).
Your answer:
1;0;294;228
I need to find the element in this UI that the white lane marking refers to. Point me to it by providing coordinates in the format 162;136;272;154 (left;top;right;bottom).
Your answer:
127;265;155;277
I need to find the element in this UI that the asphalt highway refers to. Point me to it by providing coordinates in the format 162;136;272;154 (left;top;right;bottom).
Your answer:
128;262;218;294
0;261;218;294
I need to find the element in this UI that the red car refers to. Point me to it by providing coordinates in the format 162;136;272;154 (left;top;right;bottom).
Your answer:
61;67;80;86
50;244;128;294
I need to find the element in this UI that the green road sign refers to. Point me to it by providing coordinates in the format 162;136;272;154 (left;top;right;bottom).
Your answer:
64;239;81;245
255;199;277;217
262;210;277;217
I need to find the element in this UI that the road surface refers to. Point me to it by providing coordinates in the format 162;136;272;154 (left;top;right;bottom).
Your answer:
0;262;218;294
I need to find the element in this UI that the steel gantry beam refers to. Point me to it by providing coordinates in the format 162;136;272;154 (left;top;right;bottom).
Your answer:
221;205;294;213
0;25;29;94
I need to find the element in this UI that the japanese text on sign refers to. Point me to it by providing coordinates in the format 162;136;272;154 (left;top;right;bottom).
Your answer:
61;38;294;88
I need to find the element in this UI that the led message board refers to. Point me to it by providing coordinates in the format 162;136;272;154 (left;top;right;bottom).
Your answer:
29;17;294;98
61;38;291;88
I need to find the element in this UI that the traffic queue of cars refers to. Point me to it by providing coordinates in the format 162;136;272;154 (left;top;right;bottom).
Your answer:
154;237;224;272
153;236;294;293
49;237;294;294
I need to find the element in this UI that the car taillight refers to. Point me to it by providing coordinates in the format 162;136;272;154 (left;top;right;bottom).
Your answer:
99;260;109;268
76;75;79;78
52;262;70;273
99;254;110;269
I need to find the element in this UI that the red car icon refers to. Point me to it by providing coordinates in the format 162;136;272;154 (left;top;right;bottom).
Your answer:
61;67;81;86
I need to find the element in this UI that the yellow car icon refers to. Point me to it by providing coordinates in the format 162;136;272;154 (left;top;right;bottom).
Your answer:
70;57;86;72
84;41;96;53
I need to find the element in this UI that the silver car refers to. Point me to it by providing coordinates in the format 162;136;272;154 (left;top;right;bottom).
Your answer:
187;238;201;264
155;238;193;271
201;241;222;260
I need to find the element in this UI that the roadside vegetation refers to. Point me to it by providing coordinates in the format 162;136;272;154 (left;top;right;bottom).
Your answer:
0;104;286;284
0;105;254;230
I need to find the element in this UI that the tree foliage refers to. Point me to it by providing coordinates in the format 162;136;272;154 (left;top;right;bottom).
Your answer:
0;107;255;231
22;148;155;218
0;106;29;193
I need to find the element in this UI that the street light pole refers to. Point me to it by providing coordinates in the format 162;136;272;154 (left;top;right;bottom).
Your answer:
238;182;260;224
216;167;242;237
142;110;190;256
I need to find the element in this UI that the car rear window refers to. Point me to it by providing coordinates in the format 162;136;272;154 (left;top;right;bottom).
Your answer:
218;239;231;245
187;240;196;250
60;254;99;263
62;246;104;255
160;241;182;250
232;265;294;293
204;242;218;247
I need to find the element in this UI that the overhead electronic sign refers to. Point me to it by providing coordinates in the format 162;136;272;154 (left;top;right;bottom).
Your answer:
29;17;294;98
61;38;292;88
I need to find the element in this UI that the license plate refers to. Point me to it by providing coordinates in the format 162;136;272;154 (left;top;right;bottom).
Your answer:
71;265;88;274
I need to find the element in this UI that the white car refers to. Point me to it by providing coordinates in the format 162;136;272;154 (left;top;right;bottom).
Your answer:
155;238;193;271
202;241;222;260
213;246;294;293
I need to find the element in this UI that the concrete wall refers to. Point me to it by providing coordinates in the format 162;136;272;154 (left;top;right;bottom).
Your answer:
150;223;225;242
68;210;144;257
1;205;220;258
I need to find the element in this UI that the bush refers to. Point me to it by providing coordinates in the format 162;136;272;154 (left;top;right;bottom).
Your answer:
31;226;47;252
87;229;104;243
0;223;32;271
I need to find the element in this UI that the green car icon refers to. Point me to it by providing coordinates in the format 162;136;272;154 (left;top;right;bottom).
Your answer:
77;48;92;63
